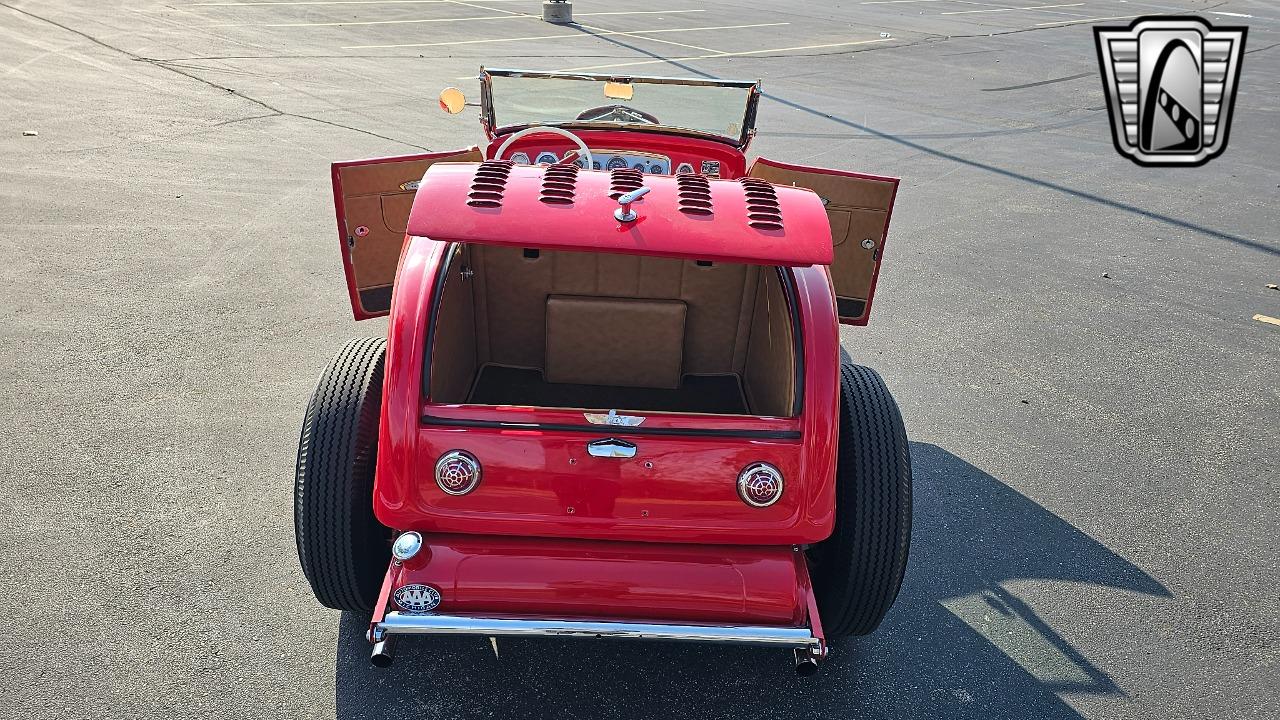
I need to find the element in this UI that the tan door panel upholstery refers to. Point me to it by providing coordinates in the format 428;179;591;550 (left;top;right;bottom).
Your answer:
546;296;687;389
335;149;481;315
830;207;891;304
748;159;896;322
381;194;416;234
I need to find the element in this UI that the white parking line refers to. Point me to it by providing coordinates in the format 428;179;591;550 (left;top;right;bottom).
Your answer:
557;38;895;73
572;20;756;54
435;0;721;54
186;0;528;5
221;9;704;27
941;3;1085;15
864;0;1090;14
1034;13;1135;26
344;22;783;50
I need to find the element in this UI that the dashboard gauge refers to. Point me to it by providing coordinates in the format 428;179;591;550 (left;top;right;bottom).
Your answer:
589;150;671;174
575;157;589;169
535;152;558;165
510;152;530;165
592;161;602;170
675;162;694;175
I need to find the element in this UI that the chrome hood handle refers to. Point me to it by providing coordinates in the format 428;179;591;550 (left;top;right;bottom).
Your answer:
587;438;637;458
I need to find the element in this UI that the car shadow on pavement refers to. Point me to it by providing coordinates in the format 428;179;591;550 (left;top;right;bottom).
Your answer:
334;442;1169;720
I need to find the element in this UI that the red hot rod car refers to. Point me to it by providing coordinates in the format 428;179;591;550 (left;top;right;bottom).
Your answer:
295;68;911;674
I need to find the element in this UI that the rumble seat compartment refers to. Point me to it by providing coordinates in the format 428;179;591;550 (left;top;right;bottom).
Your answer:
545;295;686;389
428;246;798;416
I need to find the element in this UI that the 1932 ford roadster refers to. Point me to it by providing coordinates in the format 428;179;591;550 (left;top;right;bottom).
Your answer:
296;69;910;674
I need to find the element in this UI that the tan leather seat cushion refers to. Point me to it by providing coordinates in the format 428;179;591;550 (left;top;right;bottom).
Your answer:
545;296;687;389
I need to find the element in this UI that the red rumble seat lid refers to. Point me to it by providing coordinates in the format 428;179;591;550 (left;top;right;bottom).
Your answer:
406;161;833;266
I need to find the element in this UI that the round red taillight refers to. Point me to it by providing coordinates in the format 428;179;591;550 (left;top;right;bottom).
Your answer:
737;462;784;508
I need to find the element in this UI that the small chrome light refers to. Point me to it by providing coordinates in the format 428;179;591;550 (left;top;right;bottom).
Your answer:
737;462;784;508
435;450;481;495
391;531;423;562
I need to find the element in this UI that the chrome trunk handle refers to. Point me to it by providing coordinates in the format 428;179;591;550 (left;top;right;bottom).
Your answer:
587;438;637;458
614;186;650;222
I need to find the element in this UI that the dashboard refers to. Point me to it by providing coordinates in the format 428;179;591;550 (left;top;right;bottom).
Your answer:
511;149;679;175
489;131;745;179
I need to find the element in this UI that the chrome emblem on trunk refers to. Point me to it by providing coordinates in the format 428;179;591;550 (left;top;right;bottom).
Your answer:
584;409;644;427
393;584;441;613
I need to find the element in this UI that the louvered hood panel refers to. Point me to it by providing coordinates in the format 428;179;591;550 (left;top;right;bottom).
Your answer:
406;162;833;266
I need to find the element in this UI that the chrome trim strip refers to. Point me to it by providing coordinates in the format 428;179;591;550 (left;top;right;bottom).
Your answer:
584;409;645;426
376;612;821;649
419;414;803;440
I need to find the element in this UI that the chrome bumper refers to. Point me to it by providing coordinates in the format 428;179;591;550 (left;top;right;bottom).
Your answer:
372;611;822;650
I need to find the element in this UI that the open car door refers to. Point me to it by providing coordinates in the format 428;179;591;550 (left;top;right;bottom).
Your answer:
748;158;899;325
332;147;482;319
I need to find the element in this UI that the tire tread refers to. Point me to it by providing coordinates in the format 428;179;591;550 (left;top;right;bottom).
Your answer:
294;337;390;612
811;363;913;637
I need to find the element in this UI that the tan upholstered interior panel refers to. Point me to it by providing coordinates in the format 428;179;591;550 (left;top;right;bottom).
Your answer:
546;296;686;389
829;207;889;301
743;269;797;417
470;246;757;373
381;194;416;234
748;161;894;316
428;247;795;414
427;251;478;403
342;194;403;290
336;150;482;307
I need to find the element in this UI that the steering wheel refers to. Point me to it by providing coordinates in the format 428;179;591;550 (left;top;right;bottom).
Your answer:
576;105;660;124
492;126;594;169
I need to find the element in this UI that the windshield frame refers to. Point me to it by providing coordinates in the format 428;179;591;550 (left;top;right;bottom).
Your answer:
479;67;761;149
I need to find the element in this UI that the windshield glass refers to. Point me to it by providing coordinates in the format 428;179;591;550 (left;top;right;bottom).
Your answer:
486;71;756;145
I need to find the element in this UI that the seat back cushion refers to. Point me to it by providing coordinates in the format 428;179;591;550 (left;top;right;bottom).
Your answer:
545;296;687;389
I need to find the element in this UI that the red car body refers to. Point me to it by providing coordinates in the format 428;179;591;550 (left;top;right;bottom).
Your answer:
314;69;904;670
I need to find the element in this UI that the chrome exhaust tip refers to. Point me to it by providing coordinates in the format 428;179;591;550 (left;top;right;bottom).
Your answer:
793;648;820;676
370;635;398;668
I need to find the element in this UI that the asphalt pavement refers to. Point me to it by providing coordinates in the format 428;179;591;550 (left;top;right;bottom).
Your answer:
0;1;1276;718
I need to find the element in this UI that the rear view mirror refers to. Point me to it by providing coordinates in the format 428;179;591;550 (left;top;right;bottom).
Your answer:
603;81;634;101
438;87;467;114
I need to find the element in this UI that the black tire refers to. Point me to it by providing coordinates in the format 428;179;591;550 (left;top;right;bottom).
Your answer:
294;337;391;611
809;363;912;637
